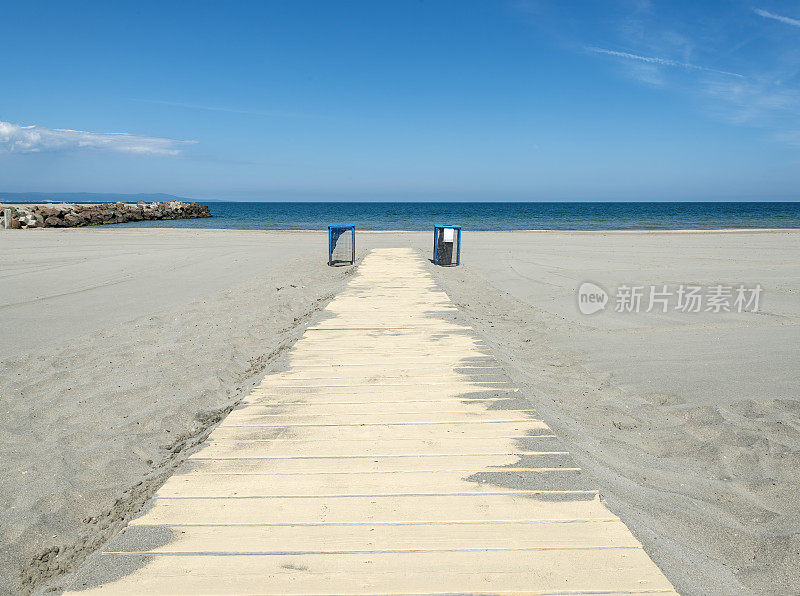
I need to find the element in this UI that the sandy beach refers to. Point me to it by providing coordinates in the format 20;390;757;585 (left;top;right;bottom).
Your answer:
0;229;354;594
1;228;798;595
427;229;800;594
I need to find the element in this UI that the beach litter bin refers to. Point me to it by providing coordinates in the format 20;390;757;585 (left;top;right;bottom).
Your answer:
328;224;355;266
433;225;461;266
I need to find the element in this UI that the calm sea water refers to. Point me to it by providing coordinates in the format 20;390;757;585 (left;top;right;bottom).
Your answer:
115;202;800;231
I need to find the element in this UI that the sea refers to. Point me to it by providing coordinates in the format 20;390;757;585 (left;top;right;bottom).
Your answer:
113;202;800;231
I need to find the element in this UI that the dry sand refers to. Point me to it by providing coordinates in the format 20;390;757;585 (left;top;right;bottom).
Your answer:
424;230;800;595
1;227;798;595
0;229;354;594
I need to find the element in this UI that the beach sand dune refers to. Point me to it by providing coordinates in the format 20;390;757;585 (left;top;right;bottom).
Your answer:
1;228;798;595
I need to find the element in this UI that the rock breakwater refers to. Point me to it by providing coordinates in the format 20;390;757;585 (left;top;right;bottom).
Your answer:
1;201;211;229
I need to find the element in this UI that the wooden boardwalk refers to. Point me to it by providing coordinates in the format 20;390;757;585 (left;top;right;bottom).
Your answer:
65;248;676;595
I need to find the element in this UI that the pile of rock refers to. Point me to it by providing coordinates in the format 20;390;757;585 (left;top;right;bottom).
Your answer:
1;201;211;229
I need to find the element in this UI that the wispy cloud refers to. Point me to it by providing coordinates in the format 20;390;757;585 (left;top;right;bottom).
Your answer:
0;121;195;155
772;129;800;146
703;77;800;124
518;2;800;147
586;46;744;78
754;8;800;28
130;98;314;118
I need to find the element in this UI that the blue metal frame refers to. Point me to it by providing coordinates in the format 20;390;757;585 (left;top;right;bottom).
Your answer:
433;224;461;266
328;224;356;265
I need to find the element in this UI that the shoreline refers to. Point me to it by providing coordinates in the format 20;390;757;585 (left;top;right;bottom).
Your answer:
4;226;800;233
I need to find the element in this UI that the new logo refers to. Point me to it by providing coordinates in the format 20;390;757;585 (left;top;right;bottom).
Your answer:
577;282;608;315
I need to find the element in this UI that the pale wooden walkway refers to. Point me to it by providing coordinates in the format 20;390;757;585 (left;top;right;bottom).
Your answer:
66;248;676;595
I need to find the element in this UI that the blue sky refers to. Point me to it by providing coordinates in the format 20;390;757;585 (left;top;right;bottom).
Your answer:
2;0;800;201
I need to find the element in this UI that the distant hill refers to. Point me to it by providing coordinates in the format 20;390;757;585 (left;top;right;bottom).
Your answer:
0;192;196;204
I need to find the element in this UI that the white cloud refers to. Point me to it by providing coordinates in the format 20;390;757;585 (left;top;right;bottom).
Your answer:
703;77;800;124
754;8;800;28
773;130;800;146
586;46;744;78
0;121;195;155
